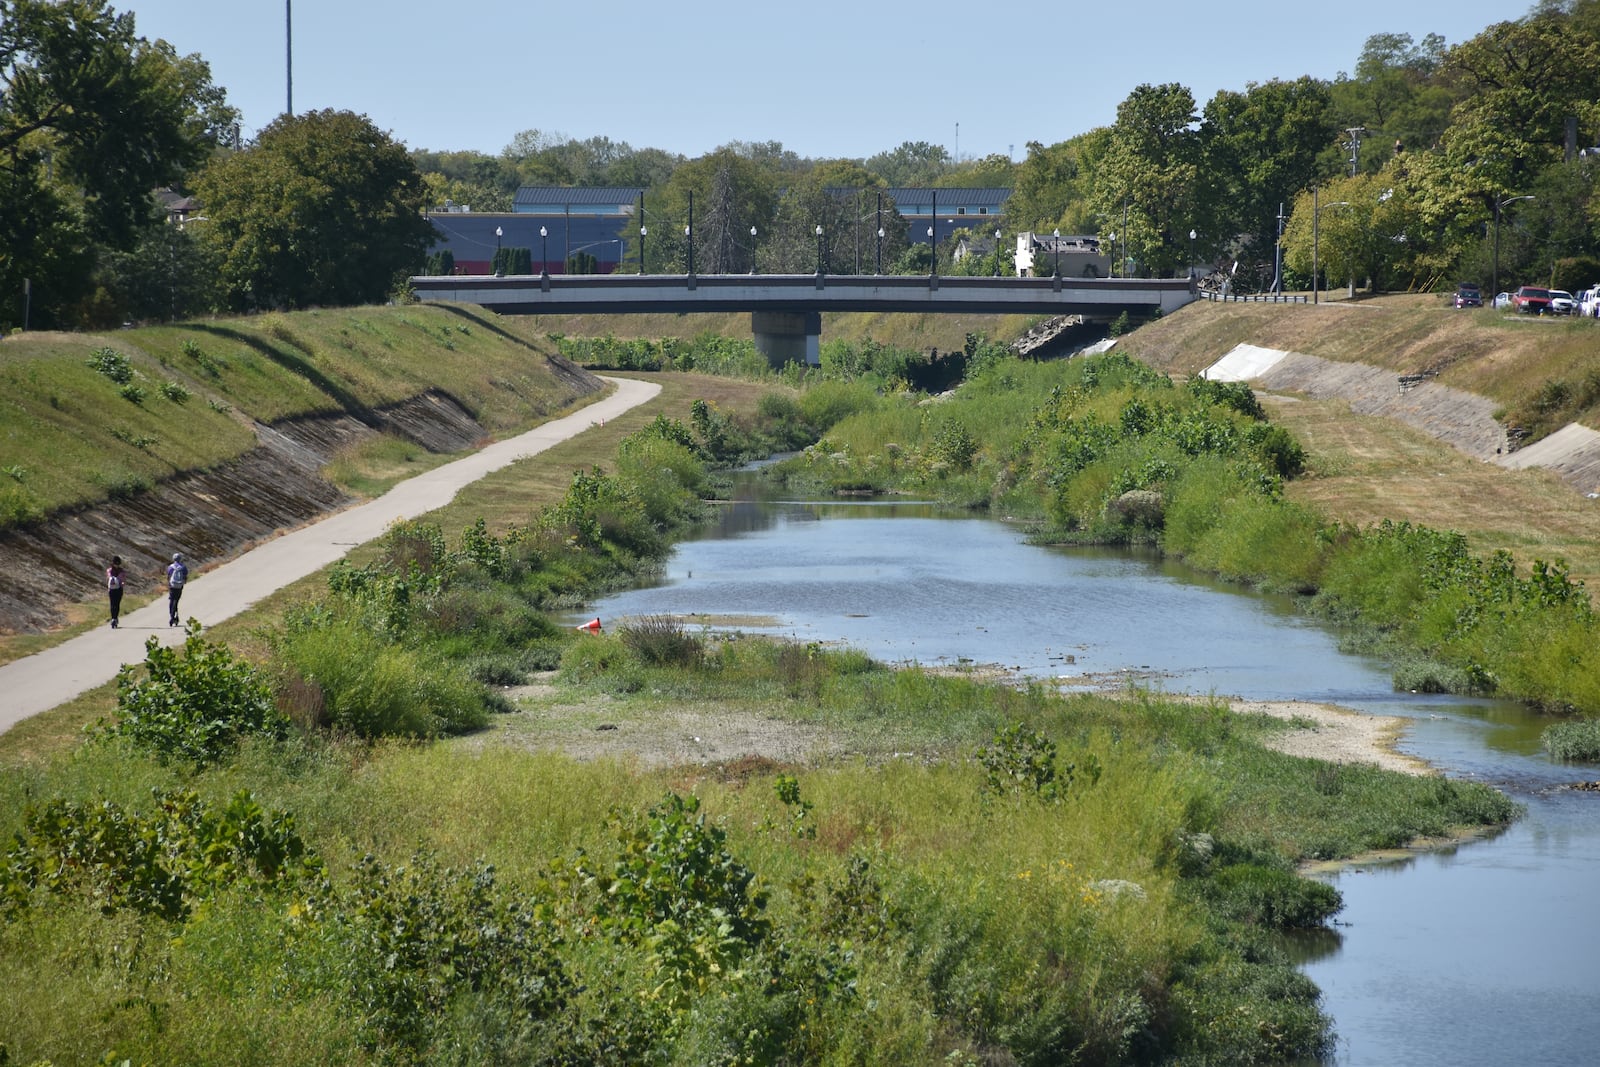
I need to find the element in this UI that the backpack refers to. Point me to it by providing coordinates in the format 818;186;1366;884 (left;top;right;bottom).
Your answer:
169;562;187;588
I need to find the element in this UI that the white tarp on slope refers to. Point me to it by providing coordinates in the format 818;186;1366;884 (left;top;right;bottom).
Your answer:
1199;343;1290;381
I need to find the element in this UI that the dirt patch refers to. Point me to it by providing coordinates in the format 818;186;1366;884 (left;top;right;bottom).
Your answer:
1232;700;1431;776
469;687;846;768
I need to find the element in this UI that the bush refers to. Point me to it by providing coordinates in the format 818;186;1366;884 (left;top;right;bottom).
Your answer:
272;614;489;737
619;614;705;668
110;623;286;766
1543;718;1600;761
1198;863;1342;929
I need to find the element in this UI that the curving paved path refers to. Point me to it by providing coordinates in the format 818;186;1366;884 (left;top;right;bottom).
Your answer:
0;376;660;734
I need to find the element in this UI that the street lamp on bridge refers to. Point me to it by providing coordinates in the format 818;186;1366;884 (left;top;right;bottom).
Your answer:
994;228;1002;277
815;224;824;276
639;225;647;274
1052;228;1060;279
750;226;758;275
928;225;936;279
539;226;548;278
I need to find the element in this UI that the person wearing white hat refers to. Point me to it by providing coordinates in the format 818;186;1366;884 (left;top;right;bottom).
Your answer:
165;552;189;627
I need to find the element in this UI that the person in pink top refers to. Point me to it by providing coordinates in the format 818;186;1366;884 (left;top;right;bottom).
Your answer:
106;556;125;629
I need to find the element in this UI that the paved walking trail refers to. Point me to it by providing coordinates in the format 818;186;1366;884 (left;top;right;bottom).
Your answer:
0;376;660;735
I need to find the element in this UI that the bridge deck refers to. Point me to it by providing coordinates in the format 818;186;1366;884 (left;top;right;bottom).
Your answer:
411;272;1197;320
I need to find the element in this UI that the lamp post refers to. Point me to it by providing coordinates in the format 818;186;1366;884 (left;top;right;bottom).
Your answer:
539;226;548;277
750;226;758;274
639;225;647;274
928;225;936;278
686;191;694;277
1188;229;1196;279
994;228;1002;276
494;226;503;275
875;192;884;275
1313;190;1350;305
815;224;824;276
1493;194;1534;302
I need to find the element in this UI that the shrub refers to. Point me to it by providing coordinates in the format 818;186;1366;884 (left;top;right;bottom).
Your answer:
1543;718;1600;761
619;614;705;668
160;380;191;404
110;623;286;766
0;789;320;922
272;614;489;737
1198;864;1342;929
320;850;574;1056
85;346;134;383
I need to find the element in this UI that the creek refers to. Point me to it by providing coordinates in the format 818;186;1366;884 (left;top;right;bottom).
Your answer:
582;489;1600;1066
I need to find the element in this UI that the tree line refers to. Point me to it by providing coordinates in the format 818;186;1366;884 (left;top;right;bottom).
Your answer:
5;0;1599;330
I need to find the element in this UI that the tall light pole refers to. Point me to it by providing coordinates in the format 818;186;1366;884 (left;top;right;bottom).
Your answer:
928;225;936;278
750;226;758;275
1052;228;1060;278
686;190;694;277
1273;201;1287;294
494;225;502;274
1493;194;1535;301
539;226;548;277
993;228;1003;276
875;192;884;275
639;225;647;274
1313;190;1350;305
815;224;824;276
1188;229;1196;279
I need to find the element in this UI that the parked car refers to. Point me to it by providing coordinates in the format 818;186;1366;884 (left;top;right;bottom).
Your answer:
1493;291;1514;309
1454;282;1483;308
1548;289;1577;315
1512;286;1553;314
1579;285;1600;318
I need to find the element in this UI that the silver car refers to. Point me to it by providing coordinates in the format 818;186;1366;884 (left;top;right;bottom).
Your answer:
1549;290;1577;315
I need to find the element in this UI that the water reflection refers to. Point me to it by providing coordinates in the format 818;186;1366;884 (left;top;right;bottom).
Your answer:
582;487;1600;1066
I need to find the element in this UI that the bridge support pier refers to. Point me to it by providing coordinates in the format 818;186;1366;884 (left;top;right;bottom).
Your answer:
751;311;820;368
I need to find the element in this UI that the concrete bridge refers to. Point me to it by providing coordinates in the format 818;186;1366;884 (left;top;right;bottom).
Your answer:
410;272;1198;365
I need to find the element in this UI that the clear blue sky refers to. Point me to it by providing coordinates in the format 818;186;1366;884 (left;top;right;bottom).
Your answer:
123;0;1533;161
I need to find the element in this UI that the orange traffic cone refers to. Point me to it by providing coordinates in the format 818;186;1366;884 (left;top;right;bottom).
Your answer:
577;617;602;633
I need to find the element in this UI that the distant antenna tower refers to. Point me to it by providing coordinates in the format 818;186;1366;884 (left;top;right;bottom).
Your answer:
285;0;293;116
954;121;959;162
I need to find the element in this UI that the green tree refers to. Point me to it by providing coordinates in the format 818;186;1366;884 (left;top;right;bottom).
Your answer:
1004;130;1111;235
98;222;222;322
1198;77;1337;277
1440;13;1600;192
864;139;953;186
1094;83;1202;278
196;109;434;309
1327;33;1456;167
652;148;776;274
0;0;235;327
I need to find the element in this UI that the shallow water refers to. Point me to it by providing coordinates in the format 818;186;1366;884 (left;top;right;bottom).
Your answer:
584;494;1600;1064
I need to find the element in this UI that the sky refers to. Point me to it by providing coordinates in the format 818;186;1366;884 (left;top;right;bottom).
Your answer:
120;0;1535;163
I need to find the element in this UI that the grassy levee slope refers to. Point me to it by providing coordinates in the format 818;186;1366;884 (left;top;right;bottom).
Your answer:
1121;296;1600;593
0;303;598;526
0;302;604;655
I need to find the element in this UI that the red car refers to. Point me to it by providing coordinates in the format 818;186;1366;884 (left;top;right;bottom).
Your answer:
1512;286;1552;315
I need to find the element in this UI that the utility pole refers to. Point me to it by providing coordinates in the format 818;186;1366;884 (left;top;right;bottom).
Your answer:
1274;202;1287;295
1345;126;1366;176
285;1;293;116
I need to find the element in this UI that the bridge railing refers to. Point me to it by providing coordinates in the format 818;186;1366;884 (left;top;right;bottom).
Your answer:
1197;289;1308;304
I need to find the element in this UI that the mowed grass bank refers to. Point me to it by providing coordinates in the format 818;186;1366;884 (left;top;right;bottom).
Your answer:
0;302;598;529
1121;298;1600;592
